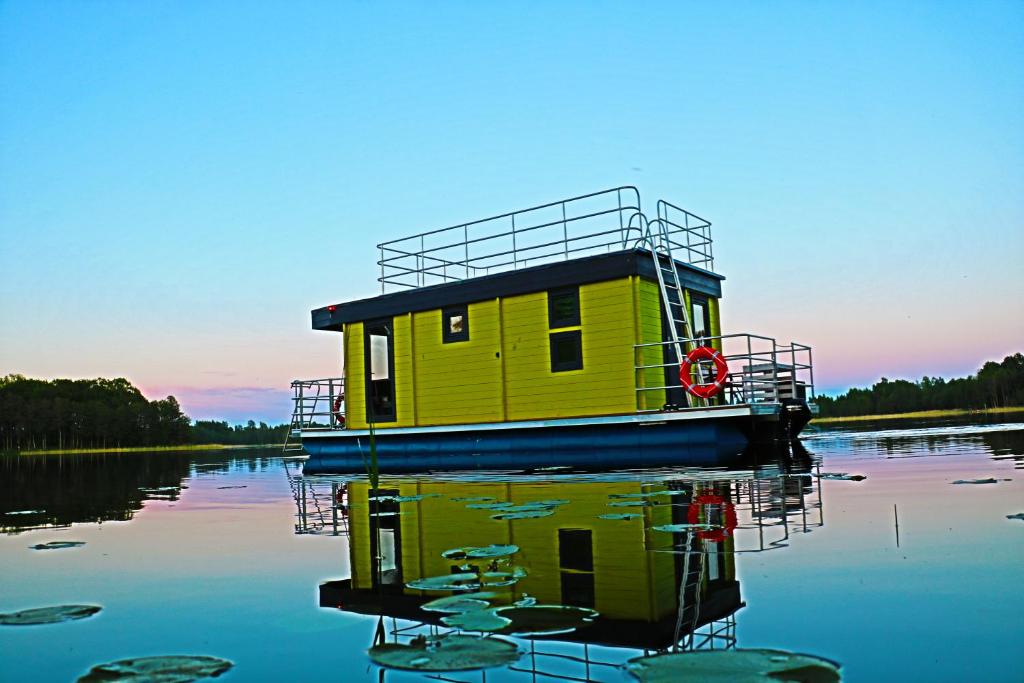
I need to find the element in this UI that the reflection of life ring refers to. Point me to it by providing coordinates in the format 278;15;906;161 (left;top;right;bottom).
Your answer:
679;346;729;399
687;493;738;542
332;395;345;426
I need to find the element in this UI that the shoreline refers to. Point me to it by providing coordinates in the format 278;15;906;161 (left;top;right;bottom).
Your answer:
11;443;284;456
812;406;1024;425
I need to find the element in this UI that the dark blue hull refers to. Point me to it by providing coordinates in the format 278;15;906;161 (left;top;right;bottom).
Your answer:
301;419;750;474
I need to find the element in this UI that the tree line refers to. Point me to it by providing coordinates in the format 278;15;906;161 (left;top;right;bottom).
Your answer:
0;375;287;452
816;353;1024;418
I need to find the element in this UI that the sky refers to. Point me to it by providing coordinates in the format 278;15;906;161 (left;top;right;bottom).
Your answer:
1;1;1022;423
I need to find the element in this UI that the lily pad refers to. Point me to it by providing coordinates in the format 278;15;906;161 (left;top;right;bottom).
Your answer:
451;496;496;503
491;509;555;520
651;524;717;533
1006;513;1024;521
406;567;526;592
609;491;670;499
368;633;520;672
608;500;654;508
0;604;102;626
30;541;86;550
952;478;998;485
466;502;514;510
599;513;643;521
441;609;512;631
442;544;519;560
622;648;840;682
421;593;496;614
818;473;866;481
77;655;234;682
529;499;570;506
494;605;599;636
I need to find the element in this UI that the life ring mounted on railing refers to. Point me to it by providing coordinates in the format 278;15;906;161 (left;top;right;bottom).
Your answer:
687;493;738;543
679;346;729;399
332;395;345;427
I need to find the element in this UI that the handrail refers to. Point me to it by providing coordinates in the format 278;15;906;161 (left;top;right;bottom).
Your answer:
290;378;345;431
633;333;815;411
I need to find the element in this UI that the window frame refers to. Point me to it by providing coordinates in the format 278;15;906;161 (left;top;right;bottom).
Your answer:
547;287;581;328
441;305;470;343
549;329;583;372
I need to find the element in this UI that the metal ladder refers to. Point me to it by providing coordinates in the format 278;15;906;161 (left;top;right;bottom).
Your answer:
645;217;699;407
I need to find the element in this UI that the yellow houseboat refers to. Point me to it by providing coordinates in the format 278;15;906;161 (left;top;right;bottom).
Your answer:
289;187;816;473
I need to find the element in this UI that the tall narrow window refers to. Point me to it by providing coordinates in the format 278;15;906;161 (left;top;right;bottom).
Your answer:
364;320;396;422
558;529;595;607
690;295;710;340
442;306;469;343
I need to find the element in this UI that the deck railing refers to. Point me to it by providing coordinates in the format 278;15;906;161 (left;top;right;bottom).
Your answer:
633;333;815;411
289;377;345;433
375;187;717;293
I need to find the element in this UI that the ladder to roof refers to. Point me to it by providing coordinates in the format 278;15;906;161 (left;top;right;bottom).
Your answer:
645;217;700;407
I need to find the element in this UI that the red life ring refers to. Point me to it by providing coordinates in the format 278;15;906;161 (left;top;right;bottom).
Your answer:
687;493;738;542
332;395;345;426
679;346;728;399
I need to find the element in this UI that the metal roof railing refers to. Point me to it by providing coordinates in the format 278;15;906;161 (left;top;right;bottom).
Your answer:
375;187;716;293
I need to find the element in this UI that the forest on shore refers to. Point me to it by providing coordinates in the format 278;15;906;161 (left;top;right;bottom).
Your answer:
0;375;287;452
816;353;1024;418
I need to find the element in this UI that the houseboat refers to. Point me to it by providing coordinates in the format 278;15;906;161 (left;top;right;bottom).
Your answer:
289;187;816;473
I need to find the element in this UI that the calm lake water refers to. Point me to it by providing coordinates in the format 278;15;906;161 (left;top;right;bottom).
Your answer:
2;418;1023;682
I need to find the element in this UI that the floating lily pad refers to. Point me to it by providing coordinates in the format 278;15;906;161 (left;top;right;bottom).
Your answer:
466;502;514;510
441;609;512;631
368;634;520;671
421;593;496;613
610;491;671;499
1006;513;1024;521
442;544;519;560
491;509;555;520
406;567;526;592
651;524;717;533
599;513;643;521
494;605;599;636
952;478;999;485
623;648;840;682
818;473;866;481
608;500;654;508
30;541;86;550
514;594;536;607
451;496;496;503
0;604;102;626
529;499;570;506
77;655;234;682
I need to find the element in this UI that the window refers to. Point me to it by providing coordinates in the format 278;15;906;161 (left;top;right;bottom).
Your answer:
550;330;583;372
558;529;595;607
364;320;396;422
548;287;580;328
690;295;710;339
442;306;469;343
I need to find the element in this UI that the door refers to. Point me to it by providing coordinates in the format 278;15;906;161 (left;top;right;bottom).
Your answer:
363;319;396;423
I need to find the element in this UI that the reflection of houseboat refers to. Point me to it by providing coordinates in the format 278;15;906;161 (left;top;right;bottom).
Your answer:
318;478;745;652
289;188;817;472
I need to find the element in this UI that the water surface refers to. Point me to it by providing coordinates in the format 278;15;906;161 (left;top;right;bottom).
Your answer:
2;422;1022;682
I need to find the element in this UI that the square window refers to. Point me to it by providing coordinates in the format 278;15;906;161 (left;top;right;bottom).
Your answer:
550;330;583;372
548;288;580;328
442;306;469;343
558;529;593;571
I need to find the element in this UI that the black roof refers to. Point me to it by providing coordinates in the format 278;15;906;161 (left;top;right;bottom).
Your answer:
312;248;724;331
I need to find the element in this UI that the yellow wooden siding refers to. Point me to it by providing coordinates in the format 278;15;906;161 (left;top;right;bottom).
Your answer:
635;277;666;410
343;322;368;429
503;279;637;420
412;300;504;426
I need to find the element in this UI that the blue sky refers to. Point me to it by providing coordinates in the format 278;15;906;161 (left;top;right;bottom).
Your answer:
1;1;1022;422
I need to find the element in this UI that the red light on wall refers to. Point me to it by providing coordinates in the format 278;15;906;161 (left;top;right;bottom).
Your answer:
328;305;336;312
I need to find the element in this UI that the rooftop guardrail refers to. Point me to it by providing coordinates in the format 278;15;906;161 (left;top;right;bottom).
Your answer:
376;187;713;292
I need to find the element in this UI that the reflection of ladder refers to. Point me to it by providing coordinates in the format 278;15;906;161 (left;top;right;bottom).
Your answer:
673;533;707;650
645;217;697;407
